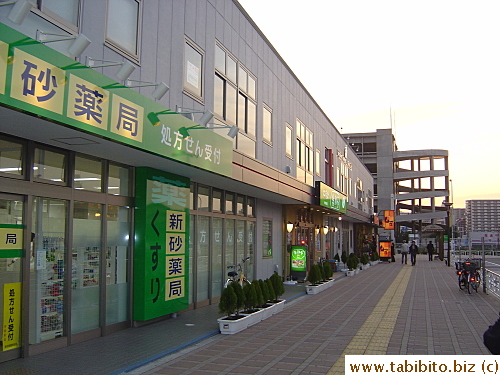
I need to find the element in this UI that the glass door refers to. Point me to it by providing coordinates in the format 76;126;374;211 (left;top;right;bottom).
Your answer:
0;195;24;361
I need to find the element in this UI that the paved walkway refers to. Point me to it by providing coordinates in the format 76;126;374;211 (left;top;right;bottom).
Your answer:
1;257;499;375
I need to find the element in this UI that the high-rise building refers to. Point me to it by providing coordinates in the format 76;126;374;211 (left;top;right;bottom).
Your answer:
466;200;500;248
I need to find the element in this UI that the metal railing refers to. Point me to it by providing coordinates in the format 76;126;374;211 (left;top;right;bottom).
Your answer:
485;269;500;299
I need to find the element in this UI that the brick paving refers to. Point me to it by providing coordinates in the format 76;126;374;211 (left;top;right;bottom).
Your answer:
1;256;499;375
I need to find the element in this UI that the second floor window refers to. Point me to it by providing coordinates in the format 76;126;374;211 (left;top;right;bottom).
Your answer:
184;39;204;100
263;105;272;144
106;0;141;59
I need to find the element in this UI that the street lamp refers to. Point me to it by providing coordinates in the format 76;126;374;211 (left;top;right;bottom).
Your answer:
443;201;453;266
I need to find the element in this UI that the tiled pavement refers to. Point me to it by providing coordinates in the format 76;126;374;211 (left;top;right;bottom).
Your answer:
1;256;499;375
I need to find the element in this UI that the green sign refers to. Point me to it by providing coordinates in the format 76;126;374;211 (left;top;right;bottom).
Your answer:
317;182;347;213
133;167;190;321
0;224;23;258
0;23;233;177
291;246;307;272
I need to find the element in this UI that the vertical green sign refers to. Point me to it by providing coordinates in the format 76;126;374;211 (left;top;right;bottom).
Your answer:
291;246;307;272
134;167;190;321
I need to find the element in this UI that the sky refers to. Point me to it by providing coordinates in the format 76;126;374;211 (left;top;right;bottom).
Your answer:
237;0;500;208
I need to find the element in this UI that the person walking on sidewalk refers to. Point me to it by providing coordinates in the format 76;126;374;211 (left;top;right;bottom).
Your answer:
401;240;409;264
427;241;435;261
409;240;418;266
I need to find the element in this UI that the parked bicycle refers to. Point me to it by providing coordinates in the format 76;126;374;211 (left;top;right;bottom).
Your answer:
224;257;251;288
456;259;482;294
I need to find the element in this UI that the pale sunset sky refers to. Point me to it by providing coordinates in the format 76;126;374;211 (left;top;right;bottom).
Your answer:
237;0;500;208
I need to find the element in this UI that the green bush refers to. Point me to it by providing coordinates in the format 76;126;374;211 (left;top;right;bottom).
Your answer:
360;253;369;265
266;278;276;301
270;272;285;299
333;253;340;262
219;286;237;317
229;282;245;315
243;283;257;312
253;280;265;307
323;261;333;279
371;250;379;261
307;264;320;285
259;279;270;303
347;253;359;270
341;251;348;266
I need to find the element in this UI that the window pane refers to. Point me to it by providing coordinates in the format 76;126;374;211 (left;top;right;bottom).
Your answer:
212;217;223;298
248;76;256;99
43;0;80;25
106;205;130;325
247;197;255;218
246;221;255;279
236;220;245;266
263;106;272;143
197;185;209;211
196;216;209;302
225;219;235;269
263;219;272;257
34;148;66;183
285;125;292;157
74;155;102;192
237;195;245;216
247;100;256;136
226;84;237;124
215;45;225;73
227;56;237;84
106;0;138;54
237;133;256;159
72;202;102;334
238;67;247;93
108;163;129;196
225;192;234;214
0;138;23;175
184;42;203;98
214;74;224;118
237;93;246;129
30;197;66;344
213;189;222;213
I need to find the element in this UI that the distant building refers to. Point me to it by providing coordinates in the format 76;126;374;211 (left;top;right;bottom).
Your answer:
343;128;450;239
466;200;500;249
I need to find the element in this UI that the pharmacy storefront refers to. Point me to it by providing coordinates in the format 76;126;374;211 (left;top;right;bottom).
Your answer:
0;24;235;359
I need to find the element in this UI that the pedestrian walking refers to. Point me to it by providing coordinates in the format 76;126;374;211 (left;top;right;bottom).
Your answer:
409;240;418;266
427;241;435;261
401;240;409;264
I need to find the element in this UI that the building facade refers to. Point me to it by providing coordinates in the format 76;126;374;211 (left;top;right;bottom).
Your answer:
0;0;373;360
466;200;500;249
343;129;450;244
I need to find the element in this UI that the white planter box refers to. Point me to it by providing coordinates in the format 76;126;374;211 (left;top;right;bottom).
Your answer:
259;305;274;320
218;314;251;335
271;299;285;314
346;270;356;277
306;284;321;294
241;309;264;326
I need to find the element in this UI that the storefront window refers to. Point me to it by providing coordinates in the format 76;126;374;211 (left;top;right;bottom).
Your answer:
237;195;245;216
197;185;209;211
34;147;66;183
247;221;255;279
0;138;23;176
71;201;102;334
211;217;223;298
106;205;129;325
225;192;234;214
236;220;245;265
196;216;209;302
225;219;235;269
30;197;66;344
212;189;223;213
262;219;272;258
108;163;129;196
74;155;102;192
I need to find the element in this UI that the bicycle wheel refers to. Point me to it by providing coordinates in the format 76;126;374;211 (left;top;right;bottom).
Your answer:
458;274;465;290
467;274;472;294
471;272;481;292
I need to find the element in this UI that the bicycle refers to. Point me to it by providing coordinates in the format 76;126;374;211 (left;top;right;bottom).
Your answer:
224;257;251;288
456;259;482;294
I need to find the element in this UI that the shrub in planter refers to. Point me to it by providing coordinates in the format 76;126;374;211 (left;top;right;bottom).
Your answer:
360;253;369;265
323;261;333;279
253;279;265;307
266;278;276;302
341;251;348;268
270;272;285;300
229;282;245;316
259;279;270;304
243;283;258;313
347;253;359;271
307;264;321;285
318;263;325;281
370;250;379;262
334;253;340;262
219;285;238;318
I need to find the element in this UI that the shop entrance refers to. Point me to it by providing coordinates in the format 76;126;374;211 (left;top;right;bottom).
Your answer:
0;194;24;362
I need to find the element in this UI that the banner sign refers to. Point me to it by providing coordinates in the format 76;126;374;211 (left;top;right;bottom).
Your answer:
0;224;23;258
382;210;395;230
291;246;307;272
0;24;232;177
134;167;190;321
317;182;347;214
379;241;391;258
3;282;21;351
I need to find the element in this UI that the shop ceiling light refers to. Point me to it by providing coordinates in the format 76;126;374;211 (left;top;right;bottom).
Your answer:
126;79;169;100
36;30;91;58
86;57;136;82
0;0;32;25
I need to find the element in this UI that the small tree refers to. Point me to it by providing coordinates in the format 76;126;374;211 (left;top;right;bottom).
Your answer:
307;264;320;285
266;278;276;301
243;283;257;312
371;250;379;262
360;253;369;265
347;253;359;271
333;253;340;262
270;272;285;299
341;251;348;267
219;286;237;318
318;262;326;281
259;279;270;303
229;282;245;315
323;261;333;279
253;279;265;307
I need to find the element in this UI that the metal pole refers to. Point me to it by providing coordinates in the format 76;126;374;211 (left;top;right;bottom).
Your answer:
482;237;487;293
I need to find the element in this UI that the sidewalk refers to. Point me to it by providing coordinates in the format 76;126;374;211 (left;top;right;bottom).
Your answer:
1;258;499;375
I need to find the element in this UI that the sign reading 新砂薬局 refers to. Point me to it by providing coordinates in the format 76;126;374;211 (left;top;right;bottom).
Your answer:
317;182;347;214
133;167;190;321
0;23;232;177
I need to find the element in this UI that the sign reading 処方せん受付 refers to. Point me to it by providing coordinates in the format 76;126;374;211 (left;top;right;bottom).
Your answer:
133;168;190;321
0;23;232;177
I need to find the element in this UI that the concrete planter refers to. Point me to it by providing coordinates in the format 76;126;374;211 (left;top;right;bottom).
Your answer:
218;314;251;335
346;270;356;277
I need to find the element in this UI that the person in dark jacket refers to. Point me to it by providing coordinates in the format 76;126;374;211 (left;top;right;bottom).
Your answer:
409;241;418;266
427;241;435;261
484;313;500;354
